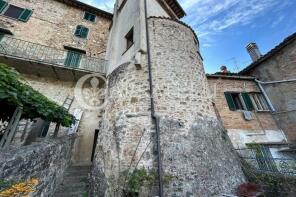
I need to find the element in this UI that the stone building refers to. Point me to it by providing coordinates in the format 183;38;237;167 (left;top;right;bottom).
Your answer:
91;0;245;196
240;33;296;142
0;0;248;196
0;0;112;165
207;74;291;160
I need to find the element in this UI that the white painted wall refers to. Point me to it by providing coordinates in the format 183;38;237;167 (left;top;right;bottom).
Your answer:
106;0;172;74
147;0;170;17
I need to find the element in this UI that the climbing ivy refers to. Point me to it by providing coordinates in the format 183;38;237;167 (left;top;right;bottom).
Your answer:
0;64;74;127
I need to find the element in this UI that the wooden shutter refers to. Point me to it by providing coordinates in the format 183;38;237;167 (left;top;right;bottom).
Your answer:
0;0;7;13
18;9;33;22
224;92;236;111
75;25;82;37
65;51;81;68
241;92;254;111
81;27;89;38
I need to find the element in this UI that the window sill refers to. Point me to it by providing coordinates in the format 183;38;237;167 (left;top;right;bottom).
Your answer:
255;110;271;113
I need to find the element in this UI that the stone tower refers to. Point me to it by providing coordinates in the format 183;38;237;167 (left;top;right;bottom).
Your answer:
91;0;245;196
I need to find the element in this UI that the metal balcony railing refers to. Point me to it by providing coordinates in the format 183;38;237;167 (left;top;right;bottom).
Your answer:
0;35;107;74
237;148;296;175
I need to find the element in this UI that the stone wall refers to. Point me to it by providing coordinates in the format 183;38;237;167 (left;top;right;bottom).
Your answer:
23;74;102;165
92;17;246;196
91;62;154;196
0;134;76;197
149;17;245;196
244;38;296;141
0;0;111;58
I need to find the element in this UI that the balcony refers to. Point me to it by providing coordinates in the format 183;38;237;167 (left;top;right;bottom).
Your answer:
0;35;107;81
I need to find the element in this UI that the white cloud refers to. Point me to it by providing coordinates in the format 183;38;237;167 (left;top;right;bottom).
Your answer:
180;0;285;39
79;0;115;12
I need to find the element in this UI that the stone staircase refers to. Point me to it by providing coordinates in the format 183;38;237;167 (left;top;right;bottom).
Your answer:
54;165;91;197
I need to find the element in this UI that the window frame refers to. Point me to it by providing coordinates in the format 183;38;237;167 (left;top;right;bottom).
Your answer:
64;50;83;68
74;25;89;39
2;4;24;19
1;3;32;22
83;12;96;22
249;92;270;112
224;92;254;112
123;27;134;54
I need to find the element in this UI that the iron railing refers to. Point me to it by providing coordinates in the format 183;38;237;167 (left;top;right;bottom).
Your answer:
0;35;107;74
237;148;296;175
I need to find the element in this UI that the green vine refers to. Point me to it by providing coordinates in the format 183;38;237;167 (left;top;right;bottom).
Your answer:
0;64;74;127
122;168;174;195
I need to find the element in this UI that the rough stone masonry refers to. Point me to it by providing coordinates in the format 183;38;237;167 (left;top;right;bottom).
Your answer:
92;16;245;196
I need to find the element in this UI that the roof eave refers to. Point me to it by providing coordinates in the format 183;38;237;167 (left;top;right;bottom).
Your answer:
55;0;113;19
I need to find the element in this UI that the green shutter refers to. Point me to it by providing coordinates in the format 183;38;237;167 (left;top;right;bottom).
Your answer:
81;27;89;38
0;0;7;13
75;25;82;37
224;92;236;111
65;51;81;68
241;92;254;111
18;9;33;22
75;26;89;38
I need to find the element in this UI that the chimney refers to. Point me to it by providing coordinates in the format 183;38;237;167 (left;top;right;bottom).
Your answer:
246;42;262;62
220;65;228;73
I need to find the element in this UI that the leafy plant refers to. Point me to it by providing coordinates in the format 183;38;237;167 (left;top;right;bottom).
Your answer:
122;168;174;196
0;64;74;126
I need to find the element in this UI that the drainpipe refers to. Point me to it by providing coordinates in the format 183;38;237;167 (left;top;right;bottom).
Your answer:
144;0;163;196
255;79;288;142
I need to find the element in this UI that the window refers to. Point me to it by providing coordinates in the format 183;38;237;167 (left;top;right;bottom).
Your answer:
125;27;134;51
64;50;82;68
249;93;270;111
0;0;8;13
1;3;32;22
74;25;89;38
84;12;96;22
224;92;254;111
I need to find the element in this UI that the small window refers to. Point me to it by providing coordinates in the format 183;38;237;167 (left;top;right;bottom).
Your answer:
3;5;23;19
250;93;270;111
224;92;254;111
125;27;134;51
84;12;96;22
75;25;89;38
2;4;32;22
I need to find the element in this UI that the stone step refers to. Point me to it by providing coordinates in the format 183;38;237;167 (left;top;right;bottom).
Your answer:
57;181;88;189
55;185;88;193
53;165;91;197
68;165;91;171
62;176;88;183
54;190;88;197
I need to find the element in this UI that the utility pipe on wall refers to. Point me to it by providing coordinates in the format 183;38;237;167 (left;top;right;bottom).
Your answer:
144;0;164;196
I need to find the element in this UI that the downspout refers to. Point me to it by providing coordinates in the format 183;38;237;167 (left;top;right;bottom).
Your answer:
144;0;163;196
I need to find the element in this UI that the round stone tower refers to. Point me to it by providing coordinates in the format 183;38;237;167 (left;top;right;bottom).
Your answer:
91;1;245;196
147;17;245;196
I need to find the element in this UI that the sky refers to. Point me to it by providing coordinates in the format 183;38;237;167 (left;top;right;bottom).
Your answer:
80;0;296;74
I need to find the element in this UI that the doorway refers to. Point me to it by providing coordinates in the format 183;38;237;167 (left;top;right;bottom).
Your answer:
91;129;99;162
